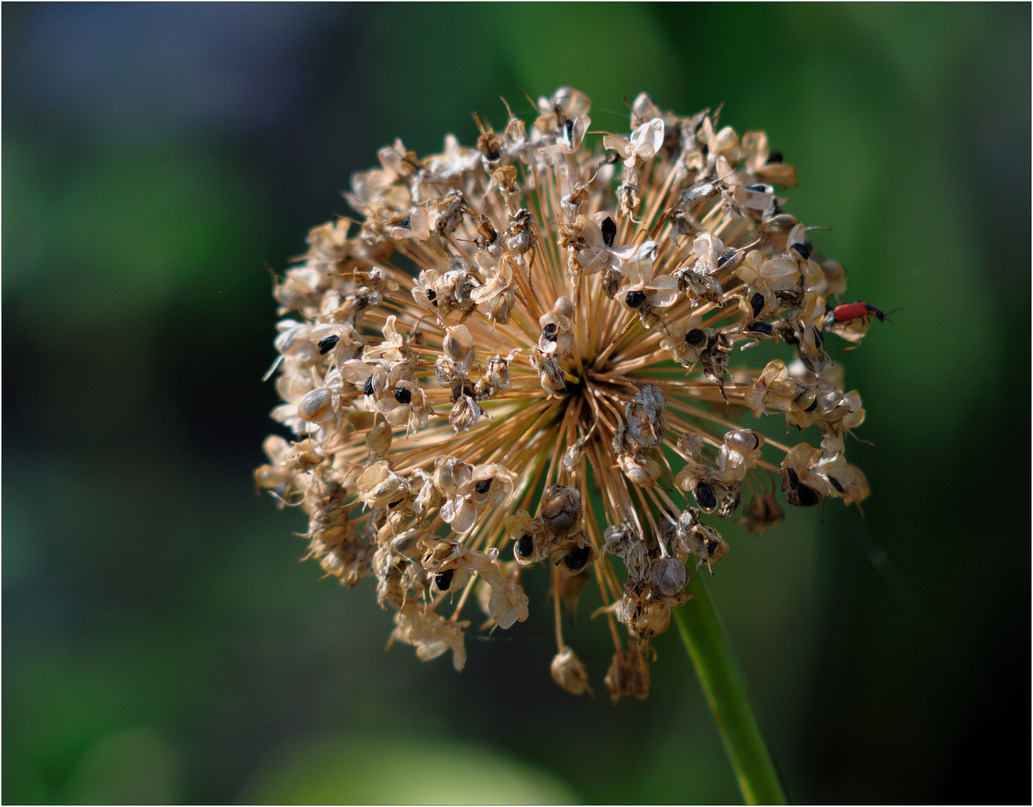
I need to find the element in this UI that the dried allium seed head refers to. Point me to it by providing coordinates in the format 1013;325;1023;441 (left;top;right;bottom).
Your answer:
258;87;876;700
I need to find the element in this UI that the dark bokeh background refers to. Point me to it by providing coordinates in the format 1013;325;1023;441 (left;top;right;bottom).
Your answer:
3;3;1030;803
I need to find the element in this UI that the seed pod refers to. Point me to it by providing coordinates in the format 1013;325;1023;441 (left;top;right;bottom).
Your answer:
551;647;593;698
549;531;596;575
503;209;536;254
297;388;335;423
468;463;516;507
653;557;688;598
433;456;474;497
356;461;409;508
504;510;549;565
448;395;483;432
740;486;785;534
442;324;475;373
366;420;393;457
618;452;662;487
540;485;581;536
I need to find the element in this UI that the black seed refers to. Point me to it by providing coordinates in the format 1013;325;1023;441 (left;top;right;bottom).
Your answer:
563;545;591;572
317;335;340;355
812;326;824;349
564;118;574;142
542;322;558;339
388;498;404;509
717;249;738;269
400;217;411;229
515;534;534;558
768;151;784;163
626;290;647;308
426;288;437;302
435;569;454;591
747;183;769;193
685;328;706;347
695;481;718;510
601;216;617;247
706;540;720;556
474;478;492;494
786;468;821;507
750;292;765;318
804;397;818;413
828;475;845;493
796;483;821;507
393;386;412;405
363;376;375;396
748;321;774;336
791;242;811;260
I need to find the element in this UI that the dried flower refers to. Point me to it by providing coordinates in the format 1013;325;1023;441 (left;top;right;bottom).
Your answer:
257;87;873;702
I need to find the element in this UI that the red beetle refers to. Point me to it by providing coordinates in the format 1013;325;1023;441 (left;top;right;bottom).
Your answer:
823;302;893;327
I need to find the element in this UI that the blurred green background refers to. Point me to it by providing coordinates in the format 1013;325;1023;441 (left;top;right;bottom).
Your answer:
3;3;1029;803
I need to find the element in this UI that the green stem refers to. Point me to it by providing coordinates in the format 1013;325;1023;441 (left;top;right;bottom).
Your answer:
673;574;788;805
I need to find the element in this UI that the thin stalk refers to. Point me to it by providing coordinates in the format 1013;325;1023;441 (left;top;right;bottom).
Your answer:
673;576;788;805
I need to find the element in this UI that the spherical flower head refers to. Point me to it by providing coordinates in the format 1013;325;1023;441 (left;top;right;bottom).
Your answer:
256;87;873;703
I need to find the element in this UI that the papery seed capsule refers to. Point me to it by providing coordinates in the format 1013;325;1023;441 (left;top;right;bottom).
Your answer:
443;324;475;368
551;647;592;697
795;389;818;412
298;388;333;422
725;429;761;454
390;532;422;560
433;456;473;496
656;557;687;597
366;420;392;456
540;485;581;535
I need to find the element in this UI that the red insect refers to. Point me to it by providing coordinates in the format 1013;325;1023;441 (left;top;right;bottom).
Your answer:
823;302;893;327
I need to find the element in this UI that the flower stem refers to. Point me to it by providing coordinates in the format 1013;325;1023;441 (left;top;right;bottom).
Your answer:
673;575;788;805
